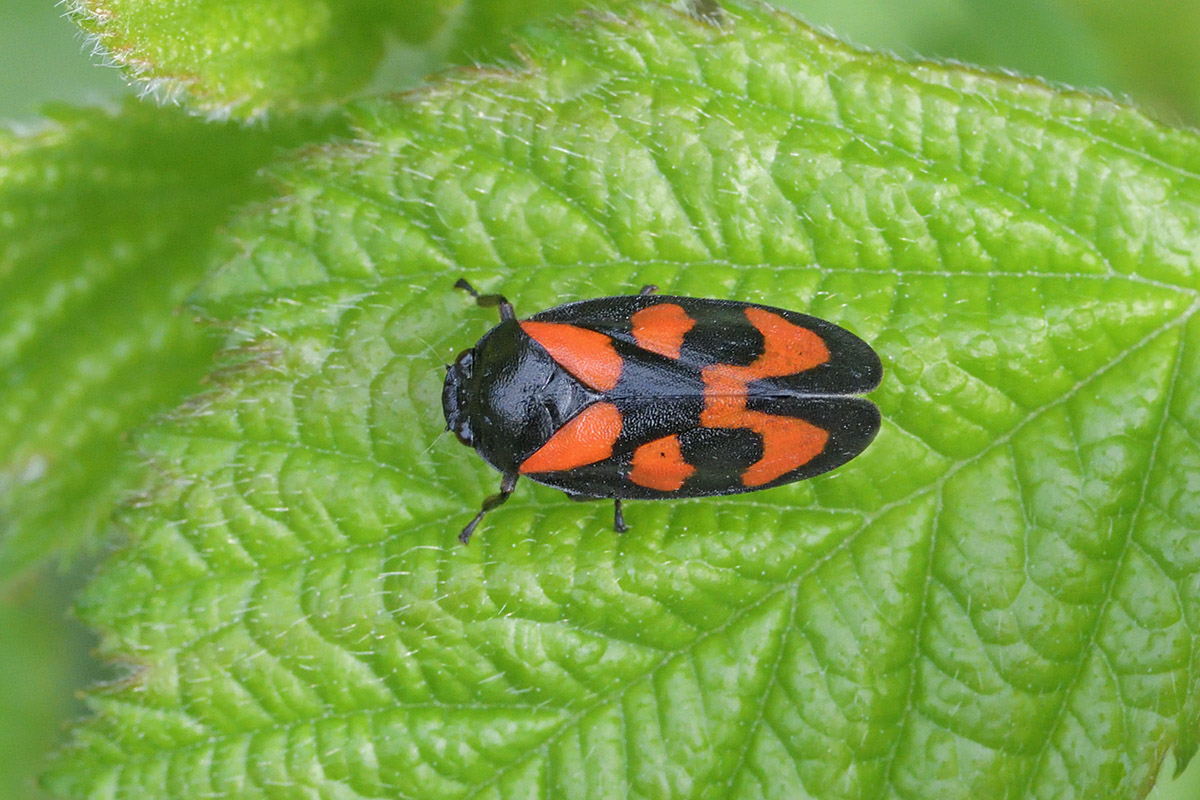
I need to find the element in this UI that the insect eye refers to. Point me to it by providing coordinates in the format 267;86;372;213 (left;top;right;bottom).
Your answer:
454;421;473;446
454;348;474;377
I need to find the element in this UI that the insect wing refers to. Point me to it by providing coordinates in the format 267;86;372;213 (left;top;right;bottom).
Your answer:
522;294;882;499
523;394;879;499
529;295;881;394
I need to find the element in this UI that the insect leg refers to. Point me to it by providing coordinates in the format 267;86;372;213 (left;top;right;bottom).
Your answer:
454;278;515;321
564;493;628;533
459;473;518;544
613;498;629;533
638;284;659;296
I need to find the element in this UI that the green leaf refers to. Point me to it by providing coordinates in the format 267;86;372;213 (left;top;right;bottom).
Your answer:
68;0;405;118
0;103;337;579
48;3;1200;798
69;0;604;119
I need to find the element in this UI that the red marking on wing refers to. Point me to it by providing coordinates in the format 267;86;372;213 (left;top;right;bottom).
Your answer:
521;321;623;392
699;308;831;486
631;303;696;360
629;434;696;491
520;402;623;474
741;307;830;378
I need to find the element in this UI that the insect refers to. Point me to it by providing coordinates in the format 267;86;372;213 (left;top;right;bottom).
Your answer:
442;280;882;543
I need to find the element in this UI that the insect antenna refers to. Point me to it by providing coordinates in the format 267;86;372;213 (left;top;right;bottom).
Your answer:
454;278;515;321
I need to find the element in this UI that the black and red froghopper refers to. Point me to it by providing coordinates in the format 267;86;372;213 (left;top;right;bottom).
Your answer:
442;280;882;543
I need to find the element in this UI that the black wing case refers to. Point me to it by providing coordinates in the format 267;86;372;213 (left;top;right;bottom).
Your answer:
523;294;883;500
527;395;880;499
530;294;882;396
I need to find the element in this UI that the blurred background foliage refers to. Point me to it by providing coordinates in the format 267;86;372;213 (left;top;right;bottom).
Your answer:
2;0;1199;797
